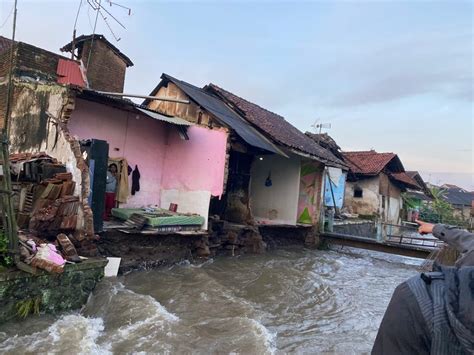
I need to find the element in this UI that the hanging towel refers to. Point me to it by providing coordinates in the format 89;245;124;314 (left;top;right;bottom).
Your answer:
131;165;141;195
109;157;130;204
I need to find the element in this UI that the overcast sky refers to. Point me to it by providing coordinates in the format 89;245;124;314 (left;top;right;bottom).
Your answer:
1;0;472;189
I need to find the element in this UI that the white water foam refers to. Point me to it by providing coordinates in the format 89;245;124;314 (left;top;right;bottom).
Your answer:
246;318;277;355
0;314;109;355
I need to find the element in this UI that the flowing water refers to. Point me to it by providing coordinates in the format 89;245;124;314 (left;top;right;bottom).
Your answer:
0;247;420;354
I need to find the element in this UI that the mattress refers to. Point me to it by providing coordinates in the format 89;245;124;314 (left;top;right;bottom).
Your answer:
111;208;205;227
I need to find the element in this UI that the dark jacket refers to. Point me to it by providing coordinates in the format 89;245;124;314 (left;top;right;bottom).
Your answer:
372;225;474;354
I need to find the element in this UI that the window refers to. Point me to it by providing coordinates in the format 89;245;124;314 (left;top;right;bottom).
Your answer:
354;186;363;198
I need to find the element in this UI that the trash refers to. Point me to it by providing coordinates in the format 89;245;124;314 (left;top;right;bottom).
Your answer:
104;257;121;277
30;243;65;274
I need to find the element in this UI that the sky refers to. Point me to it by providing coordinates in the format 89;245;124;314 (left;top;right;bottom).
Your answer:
1;0;473;189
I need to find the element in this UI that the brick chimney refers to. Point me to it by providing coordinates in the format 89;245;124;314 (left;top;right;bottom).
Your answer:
60;34;133;92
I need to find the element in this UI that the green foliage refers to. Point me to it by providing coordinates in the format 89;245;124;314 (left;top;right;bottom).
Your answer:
0;231;13;268
419;187;467;227
401;193;420;209
15;297;41;318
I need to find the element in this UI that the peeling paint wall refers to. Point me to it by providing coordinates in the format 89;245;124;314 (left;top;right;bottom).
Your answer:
9;83;84;197
344;177;380;216
344;174;403;223
297;160;324;225
7;82;95;245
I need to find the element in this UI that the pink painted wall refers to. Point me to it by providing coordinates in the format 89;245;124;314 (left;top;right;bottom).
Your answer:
161;126;228;197
68;99;168;207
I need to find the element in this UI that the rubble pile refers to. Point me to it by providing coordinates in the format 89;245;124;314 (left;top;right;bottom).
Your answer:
5;153;99;273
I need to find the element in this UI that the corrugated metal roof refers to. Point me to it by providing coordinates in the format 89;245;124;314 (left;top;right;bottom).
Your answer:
136;107;193;126
158;74;284;155
57;58;86;87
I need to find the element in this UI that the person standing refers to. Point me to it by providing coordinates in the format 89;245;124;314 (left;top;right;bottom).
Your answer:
372;220;474;354
104;163;118;221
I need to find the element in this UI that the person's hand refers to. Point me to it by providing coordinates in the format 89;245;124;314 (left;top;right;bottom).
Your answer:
416;219;435;234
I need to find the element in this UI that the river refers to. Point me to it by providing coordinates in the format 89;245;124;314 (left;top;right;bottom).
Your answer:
0;247;420;354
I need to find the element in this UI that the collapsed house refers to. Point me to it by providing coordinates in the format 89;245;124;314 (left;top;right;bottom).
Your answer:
144;74;347;245
342;150;421;224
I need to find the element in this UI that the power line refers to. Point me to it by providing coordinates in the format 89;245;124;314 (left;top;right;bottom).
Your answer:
73;0;83;31
86;0;101;68
0;3;14;30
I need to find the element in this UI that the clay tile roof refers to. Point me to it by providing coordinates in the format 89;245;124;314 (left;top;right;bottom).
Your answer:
342;150;401;175
390;172;421;190
60;34;133;67
205;83;346;167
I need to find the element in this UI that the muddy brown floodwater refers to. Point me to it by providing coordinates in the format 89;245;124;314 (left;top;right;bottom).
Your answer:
0;247;420;354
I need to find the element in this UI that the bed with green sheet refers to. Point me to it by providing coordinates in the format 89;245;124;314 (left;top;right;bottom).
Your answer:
111;208;205;227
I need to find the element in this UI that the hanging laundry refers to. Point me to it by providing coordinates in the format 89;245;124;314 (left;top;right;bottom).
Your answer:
131;165;141;195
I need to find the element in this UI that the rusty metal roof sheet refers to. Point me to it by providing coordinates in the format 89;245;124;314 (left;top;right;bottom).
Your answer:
57;58;86;87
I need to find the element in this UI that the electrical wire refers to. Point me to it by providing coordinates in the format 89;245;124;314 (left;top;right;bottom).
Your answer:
0;3;14;30
73;0;83;32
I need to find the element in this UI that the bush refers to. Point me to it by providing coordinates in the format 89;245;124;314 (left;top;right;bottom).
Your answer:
0;231;13;269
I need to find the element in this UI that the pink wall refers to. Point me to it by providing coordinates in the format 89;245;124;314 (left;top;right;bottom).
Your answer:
161;126;228;197
68;99;168;207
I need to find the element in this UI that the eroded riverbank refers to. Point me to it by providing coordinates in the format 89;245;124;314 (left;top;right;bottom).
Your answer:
0;247;420;354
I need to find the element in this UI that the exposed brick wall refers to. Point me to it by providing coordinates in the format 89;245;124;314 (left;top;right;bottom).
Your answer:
15;42;59;81
80;39;127;92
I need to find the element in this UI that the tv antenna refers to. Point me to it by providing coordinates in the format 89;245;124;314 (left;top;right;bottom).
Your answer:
70;0;131;60
311;120;331;134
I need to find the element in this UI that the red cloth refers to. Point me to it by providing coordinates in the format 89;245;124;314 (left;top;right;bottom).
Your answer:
104;192;116;221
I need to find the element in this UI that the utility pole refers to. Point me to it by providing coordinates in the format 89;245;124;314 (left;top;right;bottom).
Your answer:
2;0;34;273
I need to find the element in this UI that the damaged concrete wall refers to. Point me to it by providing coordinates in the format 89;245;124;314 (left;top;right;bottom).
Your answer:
250;153;300;225
7;82;96;248
344;177;380;217
9;83;84;196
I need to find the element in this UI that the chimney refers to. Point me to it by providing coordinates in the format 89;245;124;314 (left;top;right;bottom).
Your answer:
60;34;133;92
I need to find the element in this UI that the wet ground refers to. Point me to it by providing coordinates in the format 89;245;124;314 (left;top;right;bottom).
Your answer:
0;247;420;354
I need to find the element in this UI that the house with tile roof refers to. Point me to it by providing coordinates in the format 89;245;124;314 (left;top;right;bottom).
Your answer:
341;150;421;223
145;74;347;230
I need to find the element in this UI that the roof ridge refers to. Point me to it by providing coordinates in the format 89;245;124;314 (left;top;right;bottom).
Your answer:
208;83;287;122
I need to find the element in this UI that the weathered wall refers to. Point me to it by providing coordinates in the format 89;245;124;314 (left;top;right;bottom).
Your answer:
147;82;216;127
80;39;127;92
0;259;106;323
250;153;300;225
344;177;380;216
345;175;403;223
8;82;96;248
297;160;324;225
69;98;168;207
9;85;81;191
